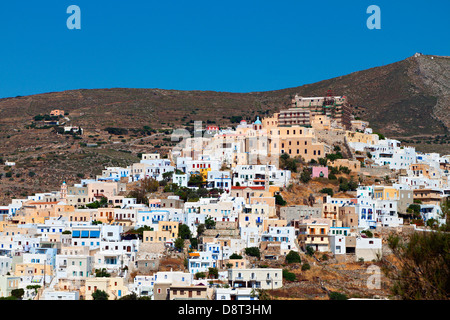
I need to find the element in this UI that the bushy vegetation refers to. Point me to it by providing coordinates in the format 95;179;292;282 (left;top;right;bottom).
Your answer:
319;188;334;196
328;291;348;300
275;194;287;206
245;247;261;259
285;250;301;264
301;263;311;271
361;230;373;238
338;177;358;192
279;153;301;173
326;152;344;162
104;127;128;135
92;289;109;300
305;246;315;256
383;229;450;299
300;167;312;183
282;269;297;282
229;253;243;259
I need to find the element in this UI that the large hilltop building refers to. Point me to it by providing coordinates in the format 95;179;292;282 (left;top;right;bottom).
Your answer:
264;94;352;130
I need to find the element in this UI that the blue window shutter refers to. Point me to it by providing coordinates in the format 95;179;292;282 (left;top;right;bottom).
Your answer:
90;231;100;238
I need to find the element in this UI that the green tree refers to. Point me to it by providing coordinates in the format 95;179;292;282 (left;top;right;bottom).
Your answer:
426;218;438;229
282;269;297;281
326;152;343;161
196;224;206;236
329;291;348;300
195;272;206;279
92;289;109;300
305;246;315;256
179;224;192;239
301;263;311;271
361;230;373;238
407;204;421;217
275;194;287;206
26;285;41;295
132;225;153;240
118;292;138;300
142;177;159;193
285;250;301;264
189;237;198;249
319;188;334;197
95;268;111;278
10;288;24;300
318;157;328;166
205;217;216;230
174;238;185;251
229;253;243;259
375;132;385;140
208;267;219;279
188;174;205;188
300;168;311;183
245;247;260;259
162;171;174;182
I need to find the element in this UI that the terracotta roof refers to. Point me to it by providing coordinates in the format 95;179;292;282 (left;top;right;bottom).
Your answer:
231;186;265;190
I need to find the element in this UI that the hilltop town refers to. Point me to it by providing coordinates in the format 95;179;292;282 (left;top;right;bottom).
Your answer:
0;94;448;300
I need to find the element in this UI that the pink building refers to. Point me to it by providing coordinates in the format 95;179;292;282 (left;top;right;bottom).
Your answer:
312;166;328;179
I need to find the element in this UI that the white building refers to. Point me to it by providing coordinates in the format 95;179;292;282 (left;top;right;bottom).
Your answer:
260;226;297;254
136;210;170;229
188;251;216;275
329;235;346;255
207;171;232;190
216;287;258;300
232;164;291;188
355;237;382;262
370;140;416;170
228;268;283;290
44;290;79;300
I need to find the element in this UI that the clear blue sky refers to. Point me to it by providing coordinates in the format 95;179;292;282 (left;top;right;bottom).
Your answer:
0;0;449;98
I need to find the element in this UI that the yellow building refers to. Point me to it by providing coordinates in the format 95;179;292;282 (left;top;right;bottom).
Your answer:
268;126;325;162
262;114;280;130
169;285;208;300
92;208;115;224
14;263;53;277
159;221;179;238
373;186;399;200
263;218;287;232
311;115;331;130
345;131;379;145
85;277;128;300
143;221;179;244
329;158;361;173
298;218;332;252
